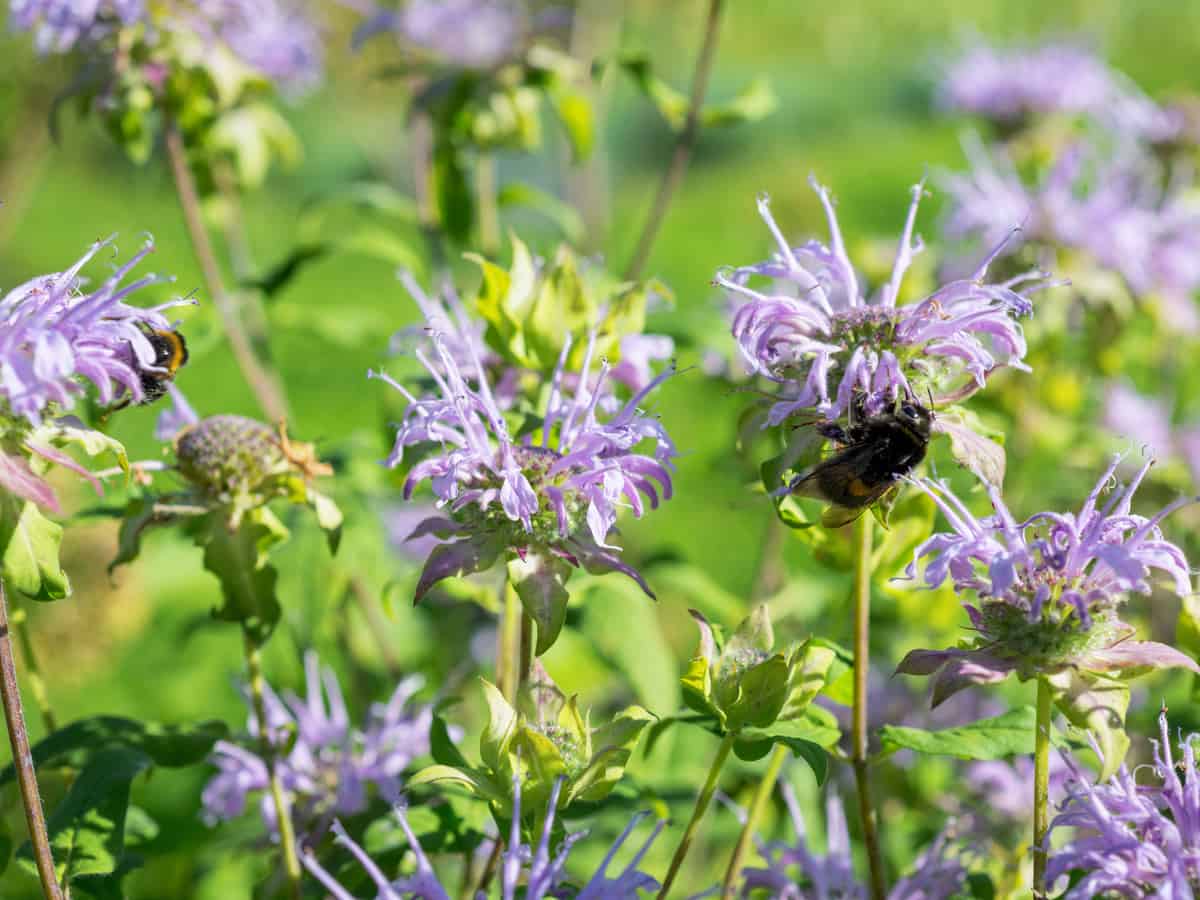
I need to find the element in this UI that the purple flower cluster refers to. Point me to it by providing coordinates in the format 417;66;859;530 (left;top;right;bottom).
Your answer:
193;0;323;94
718;178;1046;425
740;783;968;899
941;138;1200;331
0;235;189;426
302;775;663;900
939;40;1180;142
203;651;433;842
1046;709;1200;897
8;0;145;52
377;278;677;600
351;0;525;70
897;457;1198;704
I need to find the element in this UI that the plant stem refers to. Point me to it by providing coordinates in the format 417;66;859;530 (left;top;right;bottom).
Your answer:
10;600;56;734
623;0;725;281
657;730;737;899
164;124;289;423
519;612;533;686
476;152;501;256
211;158;275;364
243;631;303;900
720;741;787;898
852;514;886;900
0;580;63;900
410;111;447;276
499;581;522;703
1033;676;1052;896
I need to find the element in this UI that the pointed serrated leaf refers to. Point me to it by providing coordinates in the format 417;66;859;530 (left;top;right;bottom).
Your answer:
0;496;68;602
1048;670;1130;781
507;553;572;655
479;679;518;774
197;513;281;643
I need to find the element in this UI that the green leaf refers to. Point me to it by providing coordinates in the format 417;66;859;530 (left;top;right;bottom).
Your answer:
197;513;281;643
0;496;69;602
878;707;1041;760
507;553;572;655
1048;671;1130;781
430;714;471;769
726;604;774;656
614;55;689;130
496;182;585;245
548;86;594;161
733;732;828;784
244;243;327;298
307;490;343;554
724;654;791;731
0;717;228;786
17;748;150;882
680;656;720;726
700;77;778;127
407;764;502;803
30;419;128;474
478;679;518;774
108;497;166;574
934;407;1006;488
780;641;838;720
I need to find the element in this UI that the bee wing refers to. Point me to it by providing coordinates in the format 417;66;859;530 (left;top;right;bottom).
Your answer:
820;504;868;528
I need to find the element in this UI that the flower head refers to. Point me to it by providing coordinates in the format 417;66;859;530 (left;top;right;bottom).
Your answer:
377;277;677;614
941;137;1200;331
193;0;323;93
896;457;1198;708
1046;708;1200;897
0;235;190;426
302;773;663;900
719;178;1045;426
351;0;526;70
739;782;969;899
203;651;433;842
939;40;1180;141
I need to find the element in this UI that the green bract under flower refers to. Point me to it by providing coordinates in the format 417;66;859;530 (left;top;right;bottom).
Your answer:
683;604;837;735
409;665;653;839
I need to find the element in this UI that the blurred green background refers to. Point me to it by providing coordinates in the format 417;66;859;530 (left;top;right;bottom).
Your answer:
3;0;1200;896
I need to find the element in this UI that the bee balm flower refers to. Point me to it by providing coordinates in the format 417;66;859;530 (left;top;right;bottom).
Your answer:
718;178;1048;426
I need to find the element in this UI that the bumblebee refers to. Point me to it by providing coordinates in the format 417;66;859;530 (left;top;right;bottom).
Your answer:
114;326;189;409
788;397;933;527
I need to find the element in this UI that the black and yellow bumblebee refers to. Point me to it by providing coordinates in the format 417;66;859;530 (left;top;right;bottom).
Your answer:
113;324;189;410
788;396;933;527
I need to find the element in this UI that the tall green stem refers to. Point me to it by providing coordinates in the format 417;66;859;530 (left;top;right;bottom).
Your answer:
720;741;787;897
623;0;725;281
164;123;289;423
1033;676;1052;895
0;580;63;900
852;514;886;900
243;632;302;899
657;731;737;899
477;152;501;257
499;581;522;703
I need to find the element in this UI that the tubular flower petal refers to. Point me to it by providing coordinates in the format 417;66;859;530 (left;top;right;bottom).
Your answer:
721;179;1046;423
0;235;190;426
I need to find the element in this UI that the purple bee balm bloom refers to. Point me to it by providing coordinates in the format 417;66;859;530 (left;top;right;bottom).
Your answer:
1046;708;1200;897
1103;380;1176;464
939;40;1179;141
718;178;1046;425
942;137;1200;332
301;775;663;899
375;282;677;602
896;457;1198;706
0;235;190;427
9;0;146;52
191;0;323;94
966;755;1070;826
739;782;968;899
202;651;433;842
